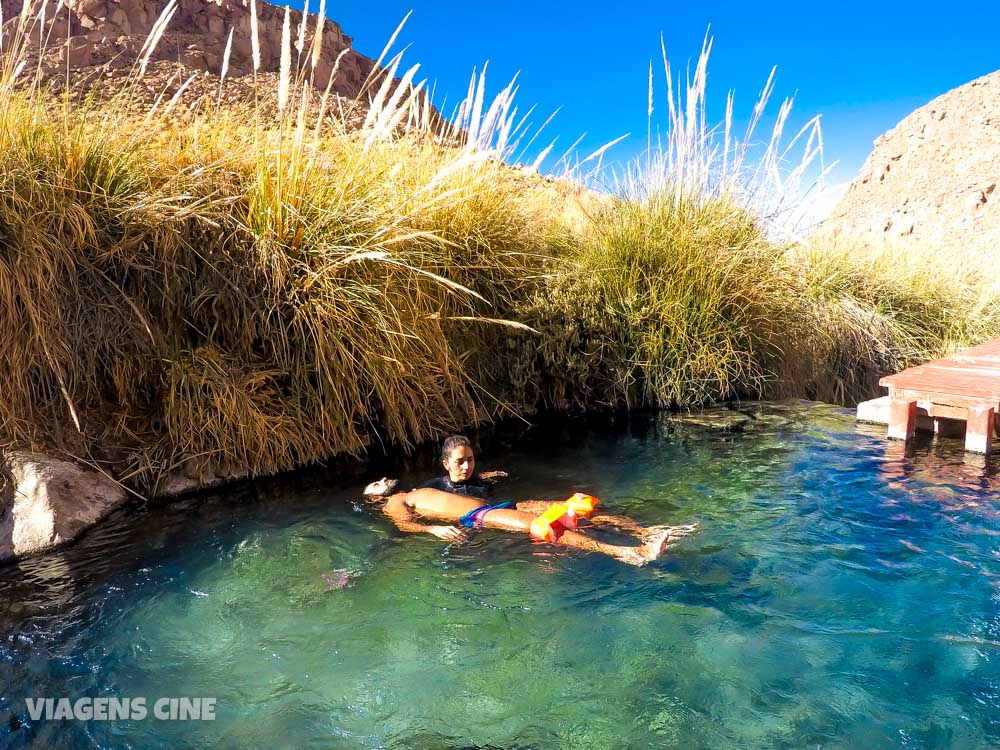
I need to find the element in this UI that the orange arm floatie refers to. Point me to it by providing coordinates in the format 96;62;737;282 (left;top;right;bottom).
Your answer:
529;493;600;542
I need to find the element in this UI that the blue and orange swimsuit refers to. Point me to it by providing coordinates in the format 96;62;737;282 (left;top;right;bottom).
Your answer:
458;501;513;528
419;475;508;528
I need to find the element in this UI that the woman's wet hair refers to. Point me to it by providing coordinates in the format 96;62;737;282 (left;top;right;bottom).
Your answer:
440;434;473;462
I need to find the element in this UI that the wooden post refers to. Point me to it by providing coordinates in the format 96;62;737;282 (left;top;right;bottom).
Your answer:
966;405;995;454
887;398;917;442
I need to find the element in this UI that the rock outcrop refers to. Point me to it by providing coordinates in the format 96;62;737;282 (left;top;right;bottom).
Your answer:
1;0;378;97
0;453;127;562
823;69;1000;253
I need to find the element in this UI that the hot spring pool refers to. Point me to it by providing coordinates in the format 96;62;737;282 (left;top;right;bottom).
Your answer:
1;402;999;748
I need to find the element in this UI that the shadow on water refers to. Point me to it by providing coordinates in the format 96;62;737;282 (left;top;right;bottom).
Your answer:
1;401;1000;749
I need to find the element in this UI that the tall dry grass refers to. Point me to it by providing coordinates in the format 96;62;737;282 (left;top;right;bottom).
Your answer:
0;0;563;489
502;36;820;411
504;34;1000;413
784;235;1000;404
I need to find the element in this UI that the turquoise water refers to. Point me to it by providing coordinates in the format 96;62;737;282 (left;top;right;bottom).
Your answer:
2;402;1000;748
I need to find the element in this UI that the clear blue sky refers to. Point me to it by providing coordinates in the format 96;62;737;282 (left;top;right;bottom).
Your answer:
298;1;999;188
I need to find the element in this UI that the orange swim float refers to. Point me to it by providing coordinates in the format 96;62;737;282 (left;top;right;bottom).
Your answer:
529;493;599;542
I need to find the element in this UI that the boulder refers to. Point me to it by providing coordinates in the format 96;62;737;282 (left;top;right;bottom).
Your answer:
76;0;106;15
0;0;361;85
0;452;128;563
62;36;94;68
823;69;1000;255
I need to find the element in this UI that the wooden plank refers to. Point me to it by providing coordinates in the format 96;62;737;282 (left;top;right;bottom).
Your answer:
911;361;1000;377
952;356;1000;368
918;402;969;421
879;339;1000;413
889;375;1000;392
964;340;1000;356
881;366;998;381
967;405;995;454
888;398;917;442
881;371;1000;398
881;380;1000;400
883;360;1000;379
886;387;1000;410
884;376;1000;394
884;372;1000;386
877;339;1000;454
887;386;997;407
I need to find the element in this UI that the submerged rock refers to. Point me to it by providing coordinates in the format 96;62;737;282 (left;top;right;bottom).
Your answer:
0;452;127;563
665;409;753;432
320;569;355;590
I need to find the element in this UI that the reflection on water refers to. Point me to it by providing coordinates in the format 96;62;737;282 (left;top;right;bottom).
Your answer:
1;401;999;748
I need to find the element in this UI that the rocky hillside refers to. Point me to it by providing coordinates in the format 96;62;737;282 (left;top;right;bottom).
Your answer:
823;69;1000;253
1;0;379;98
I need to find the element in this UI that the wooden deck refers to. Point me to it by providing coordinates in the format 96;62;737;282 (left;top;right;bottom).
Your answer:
875;339;1000;454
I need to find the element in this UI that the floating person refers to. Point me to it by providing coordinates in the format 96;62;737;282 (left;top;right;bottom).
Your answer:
362;477;698;566
419;435;663;538
417;434;507;499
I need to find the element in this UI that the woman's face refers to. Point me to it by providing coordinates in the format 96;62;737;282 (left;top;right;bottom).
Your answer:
443;445;475;483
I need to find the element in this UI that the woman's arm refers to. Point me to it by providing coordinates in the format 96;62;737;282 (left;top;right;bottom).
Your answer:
383;495;464;540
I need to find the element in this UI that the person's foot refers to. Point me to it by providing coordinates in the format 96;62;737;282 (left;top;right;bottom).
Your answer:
614;523;700;566
641;522;699;543
613;547;649;566
640;522;700;561
641;528;674;562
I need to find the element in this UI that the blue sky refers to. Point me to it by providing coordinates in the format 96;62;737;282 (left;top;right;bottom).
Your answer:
302;1;999;193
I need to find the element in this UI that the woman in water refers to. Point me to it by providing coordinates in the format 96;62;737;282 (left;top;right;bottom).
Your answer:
365;435;698;565
418;435;502;500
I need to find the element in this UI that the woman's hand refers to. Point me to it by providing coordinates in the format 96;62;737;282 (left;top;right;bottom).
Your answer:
479;470;509;481
428;525;465;541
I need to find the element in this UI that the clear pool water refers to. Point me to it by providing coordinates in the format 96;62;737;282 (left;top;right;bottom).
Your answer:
2;402;1000;749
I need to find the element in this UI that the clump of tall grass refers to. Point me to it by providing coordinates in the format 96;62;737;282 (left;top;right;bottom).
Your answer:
507;34;821;409
511;32;1000;410
0;0;562;488
784;234;1000;403
558;197;801;407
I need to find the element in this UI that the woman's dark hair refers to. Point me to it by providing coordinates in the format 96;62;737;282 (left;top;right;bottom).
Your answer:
440;434;473;461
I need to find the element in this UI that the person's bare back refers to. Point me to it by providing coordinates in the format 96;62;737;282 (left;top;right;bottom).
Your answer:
362;478;698;566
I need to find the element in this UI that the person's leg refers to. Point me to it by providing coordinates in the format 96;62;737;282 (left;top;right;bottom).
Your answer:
514;500;554;514
551;529;656;566
479;508;538;532
511;502;635;532
591;516;700;544
479;509;673;566
516;501;693;537
517;502;698;546
589;514;646;534
514;502;646;530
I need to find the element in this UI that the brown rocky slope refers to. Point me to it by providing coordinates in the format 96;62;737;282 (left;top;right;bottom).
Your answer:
1;0;381;101
822;69;1000;253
